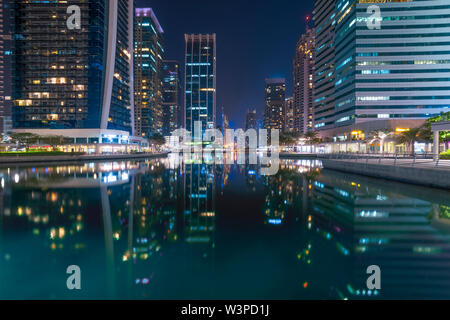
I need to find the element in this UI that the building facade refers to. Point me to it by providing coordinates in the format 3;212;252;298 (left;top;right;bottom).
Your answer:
313;0;336;133
184;34;217;133
0;0;13;135
134;8;164;138
284;97;295;133
293;27;315;134
162;60;180;136
331;0;450;141
245;109;257;131
12;0;135;137
264;78;286;131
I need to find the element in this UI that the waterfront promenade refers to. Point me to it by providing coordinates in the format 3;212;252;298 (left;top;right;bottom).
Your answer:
280;153;450;189
0;152;169;167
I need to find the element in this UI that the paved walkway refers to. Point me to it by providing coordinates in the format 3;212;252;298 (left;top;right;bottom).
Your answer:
344;158;450;171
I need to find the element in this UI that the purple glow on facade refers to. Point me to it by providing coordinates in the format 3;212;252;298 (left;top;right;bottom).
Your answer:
135;8;164;34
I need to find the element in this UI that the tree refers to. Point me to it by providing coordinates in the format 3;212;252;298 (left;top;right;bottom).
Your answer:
396;127;422;155
9;133;40;146
279;132;301;146
149;133;166;147
303;131;320;153
41;136;69;149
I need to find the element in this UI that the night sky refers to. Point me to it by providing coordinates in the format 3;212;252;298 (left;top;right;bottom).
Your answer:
136;0;313;128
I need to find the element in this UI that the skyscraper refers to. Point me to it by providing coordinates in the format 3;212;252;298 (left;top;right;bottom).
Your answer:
313;0;336;133
184;34;217;132
134;8;164;138
294;27;315;134
12;0;136;142
331;0;450;141
245;109;257;131
0;0;13;135
162;60;180;136
284;97;295;133
264;78;286;131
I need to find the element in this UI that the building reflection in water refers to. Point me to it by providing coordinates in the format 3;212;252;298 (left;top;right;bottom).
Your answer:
0;157;450;299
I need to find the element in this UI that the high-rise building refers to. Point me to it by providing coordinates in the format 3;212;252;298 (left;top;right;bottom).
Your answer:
162;60;180;136
134;8;164;138
264;78;286;131
184;34;217;132
331;0;450;141
12;0;137;143
293;27;315;134
245;109;257;131
284;97;295;133
0;0;13;136
313;0;336;133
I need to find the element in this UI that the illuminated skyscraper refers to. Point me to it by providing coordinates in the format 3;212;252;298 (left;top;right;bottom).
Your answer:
313;0;336;133
285;97;295;133
0;0;13;135
184;34;217;132
135;8;164;138
264;78;286;131
13;0;136;139
331;0;449;141
162;60;180;136
293;27;315;134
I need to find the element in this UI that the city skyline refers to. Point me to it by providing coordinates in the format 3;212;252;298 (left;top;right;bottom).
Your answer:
137;0;313;128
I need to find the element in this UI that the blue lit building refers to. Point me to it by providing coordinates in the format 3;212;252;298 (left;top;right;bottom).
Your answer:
314;0;450;140
134;8;164;138
184;34;217;132
162;60;180;136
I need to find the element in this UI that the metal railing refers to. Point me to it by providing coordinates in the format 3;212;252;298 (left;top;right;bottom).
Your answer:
321;152;449;168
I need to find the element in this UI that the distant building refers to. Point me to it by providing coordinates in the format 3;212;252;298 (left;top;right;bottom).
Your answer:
185;34;217;133
284;97;295;133
264;78;286;131
162;60;180;136
293;27;314;134
135;8;164;138
245;109;257;131
0;0;13;135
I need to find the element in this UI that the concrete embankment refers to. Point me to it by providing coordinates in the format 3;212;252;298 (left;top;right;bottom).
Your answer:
0;152;168;167
321;159;450;189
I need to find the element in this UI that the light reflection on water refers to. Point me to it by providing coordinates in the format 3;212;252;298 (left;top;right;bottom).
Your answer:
0;155;450;300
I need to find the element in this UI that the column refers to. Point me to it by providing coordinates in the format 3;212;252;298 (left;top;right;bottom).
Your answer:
433;130;440;162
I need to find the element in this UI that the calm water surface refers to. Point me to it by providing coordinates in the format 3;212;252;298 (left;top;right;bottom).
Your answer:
0;155;450;300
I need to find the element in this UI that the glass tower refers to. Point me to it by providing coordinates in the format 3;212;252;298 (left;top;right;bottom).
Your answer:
332;0;450;140
264;78;286;131
162;60;180;136
134;8;164;138
12;0;135;134
0;0;13;135
184;34;217;132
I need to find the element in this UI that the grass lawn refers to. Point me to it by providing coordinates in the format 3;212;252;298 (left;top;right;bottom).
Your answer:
0;151;85;157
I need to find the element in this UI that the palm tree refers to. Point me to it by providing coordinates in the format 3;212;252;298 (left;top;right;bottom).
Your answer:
303;131;320;153
396;127;422;156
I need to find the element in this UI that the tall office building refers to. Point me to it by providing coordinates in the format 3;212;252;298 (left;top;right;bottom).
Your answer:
162;60;180;136
293;27;315;134
264;78;286;131
184;34;217;132
331;0;450;141
0;0;13;135
12;0;137;143
245;109;257;131
284;97;295;133
134;8;164;138
313;0;336;133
